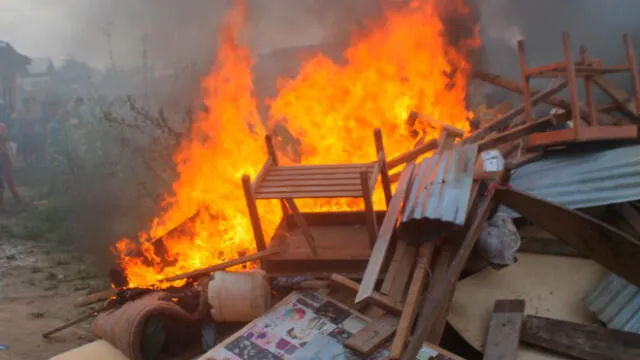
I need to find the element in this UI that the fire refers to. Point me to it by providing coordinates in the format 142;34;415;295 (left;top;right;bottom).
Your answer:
114;0;479;288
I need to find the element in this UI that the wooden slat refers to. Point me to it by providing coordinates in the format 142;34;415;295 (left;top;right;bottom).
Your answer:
241;175;266;251
260;178;362;188
521;315;640;360
355;163;416;303
482;300;526;360
254;190;363;199
389;242;436;359
361;171;378;247
251;158;273;192
496;188;640;287
345;314;398;356
525;60;566;76
329;274;403;315
369;151;384;191
477;116;557;151
563;32;581;132
517;39;533;123
257;185;364;194
402;183;502;360
264;172;362;181
271;163;374;172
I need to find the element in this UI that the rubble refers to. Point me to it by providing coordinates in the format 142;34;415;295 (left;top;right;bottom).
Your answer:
50;30;640;360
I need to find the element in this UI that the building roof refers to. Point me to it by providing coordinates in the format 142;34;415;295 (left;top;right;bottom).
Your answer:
0;40;31;72
499;144;640;217
26;57;54;77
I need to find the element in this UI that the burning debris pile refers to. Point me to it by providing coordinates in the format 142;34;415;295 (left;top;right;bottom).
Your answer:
48;1;640;360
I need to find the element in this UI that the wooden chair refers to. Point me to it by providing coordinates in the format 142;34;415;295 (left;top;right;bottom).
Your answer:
241;129;392;257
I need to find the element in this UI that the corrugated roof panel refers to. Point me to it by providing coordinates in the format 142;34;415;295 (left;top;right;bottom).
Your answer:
402;143;477;226
499;144;640;217
585;272;640;334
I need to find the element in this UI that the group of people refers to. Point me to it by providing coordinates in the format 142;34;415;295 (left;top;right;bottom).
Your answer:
0;95;98;211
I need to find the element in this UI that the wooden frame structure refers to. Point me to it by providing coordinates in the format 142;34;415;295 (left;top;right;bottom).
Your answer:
241;129;392;257
518;32;640;149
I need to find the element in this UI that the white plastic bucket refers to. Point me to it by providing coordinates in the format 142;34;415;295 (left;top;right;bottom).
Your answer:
207;270;271;322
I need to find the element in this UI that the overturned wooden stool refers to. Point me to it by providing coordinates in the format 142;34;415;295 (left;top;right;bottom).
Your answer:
241;128;392;258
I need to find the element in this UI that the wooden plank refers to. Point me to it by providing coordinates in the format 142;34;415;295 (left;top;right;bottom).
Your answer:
284;199;319;257
355;163;416;303
260;178;362;187
254;190;363;199
482;300;526;360
264;172;364;181
251;158;273;193
369;151;384;192
521;315;640;360
579;46;598;126
270;164;374;173
329;274;403;315
402;183;502;360
345;314;398;356
465;80;568;143
257;184;364;193
241;174;266;251
613;203;640;237
496;188;640;287
389;242;436;359
525;60;566;76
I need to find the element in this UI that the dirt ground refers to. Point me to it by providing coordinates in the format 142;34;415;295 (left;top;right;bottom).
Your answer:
0;199;110;360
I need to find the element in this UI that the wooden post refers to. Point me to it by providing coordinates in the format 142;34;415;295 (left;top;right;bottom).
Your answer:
361;171;378;248
265;134;289;222
374;128;392;206
623;33;640;115
517;39;533;123
241;174;267;251
580;45;598;126
563;32;581;134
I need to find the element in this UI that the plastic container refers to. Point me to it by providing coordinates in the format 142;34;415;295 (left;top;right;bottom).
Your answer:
207;270;271;322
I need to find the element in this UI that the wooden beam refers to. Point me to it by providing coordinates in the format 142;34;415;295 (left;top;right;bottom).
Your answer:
388;139;438;170
345;314;398;356
389;242;436;359
562;32;581;134
477;116;557;151
496;188;640;287
482;300;526;360
402;185;501;360
355;163;416;303
465;80;568;143
329;274;404;315
521;315;640;360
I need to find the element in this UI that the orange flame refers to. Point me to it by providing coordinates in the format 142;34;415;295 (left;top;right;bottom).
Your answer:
114;0;479;288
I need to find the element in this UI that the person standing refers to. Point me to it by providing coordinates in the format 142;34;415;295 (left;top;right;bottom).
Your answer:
0;112;21;210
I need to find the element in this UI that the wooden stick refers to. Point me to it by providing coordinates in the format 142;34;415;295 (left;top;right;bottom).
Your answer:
374;128;392;206
264;134;289;220
580;46;598;126
241;174;267;251
74;288;120;308
389;242;435;359
517;39;533;123
624;33;640;114
563;32;581;134
388;139;438;170
284;199;319;257
160;247;281;282
483;300;526;360
42;311;99;338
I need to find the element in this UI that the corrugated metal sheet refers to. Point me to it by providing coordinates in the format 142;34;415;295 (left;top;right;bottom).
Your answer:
500;144;640;217
585;273;640;334
402;143;478;226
